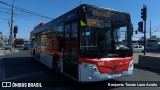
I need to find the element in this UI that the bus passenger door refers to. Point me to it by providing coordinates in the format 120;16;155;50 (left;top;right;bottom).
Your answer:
63;22;78;80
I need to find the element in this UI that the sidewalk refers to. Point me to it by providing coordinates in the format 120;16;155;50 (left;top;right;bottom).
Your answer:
0;48;20;56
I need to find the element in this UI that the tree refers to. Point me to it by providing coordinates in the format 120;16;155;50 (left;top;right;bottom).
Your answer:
151;35;157;39
139;36;144;41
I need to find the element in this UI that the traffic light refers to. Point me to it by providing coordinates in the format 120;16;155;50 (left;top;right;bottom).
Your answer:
138;21;143;32
8;39;10;43
141;5;147;21
135;31;137;34
14;26;18;33
14;33;16;38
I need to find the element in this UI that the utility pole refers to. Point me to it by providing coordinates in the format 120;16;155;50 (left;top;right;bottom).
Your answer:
140;5;147;55
144;16;146;55
10;0;15;52
142;5;147;55
150;20;151;38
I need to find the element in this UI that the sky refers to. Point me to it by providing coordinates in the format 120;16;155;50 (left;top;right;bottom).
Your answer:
0;0;160;40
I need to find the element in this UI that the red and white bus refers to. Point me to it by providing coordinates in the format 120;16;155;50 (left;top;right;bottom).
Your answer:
30;4;133;82
14;38;25;48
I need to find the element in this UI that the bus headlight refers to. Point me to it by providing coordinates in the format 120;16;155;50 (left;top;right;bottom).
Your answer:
129;60;134;68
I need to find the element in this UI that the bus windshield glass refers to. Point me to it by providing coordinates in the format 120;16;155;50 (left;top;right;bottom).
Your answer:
80;19;131;58
15;39;24;45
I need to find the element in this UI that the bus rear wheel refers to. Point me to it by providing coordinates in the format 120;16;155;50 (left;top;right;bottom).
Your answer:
53;55;60;73
32;50;36;61
55;60;60;73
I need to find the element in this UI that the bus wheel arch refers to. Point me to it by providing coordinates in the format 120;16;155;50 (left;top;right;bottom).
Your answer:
53;54;60;73
32;49;36;60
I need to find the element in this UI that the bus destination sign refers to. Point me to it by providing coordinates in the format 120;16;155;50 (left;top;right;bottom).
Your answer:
91;10;109;17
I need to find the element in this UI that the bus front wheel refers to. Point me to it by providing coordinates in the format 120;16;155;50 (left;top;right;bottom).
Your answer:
53;55;60;73
32;50;36;61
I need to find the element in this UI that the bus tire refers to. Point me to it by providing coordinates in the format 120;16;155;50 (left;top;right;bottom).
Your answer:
53;55;60;73
32;50;36;61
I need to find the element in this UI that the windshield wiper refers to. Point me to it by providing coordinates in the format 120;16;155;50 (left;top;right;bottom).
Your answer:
111;24;115;50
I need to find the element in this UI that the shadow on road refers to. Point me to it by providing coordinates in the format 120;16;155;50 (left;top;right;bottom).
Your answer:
134;64;160;75
0;56;125;90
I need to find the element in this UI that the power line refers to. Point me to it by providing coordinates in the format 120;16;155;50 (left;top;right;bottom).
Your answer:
15;7;53;20
0;4;51;23
0;1;53;20
0;10;49;23
0;17;10;21
15;11;50;20
0;7;11;10
0;10;11;14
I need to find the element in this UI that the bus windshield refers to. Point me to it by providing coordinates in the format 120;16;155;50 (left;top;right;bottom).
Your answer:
80;19;131;58
16;40;24;45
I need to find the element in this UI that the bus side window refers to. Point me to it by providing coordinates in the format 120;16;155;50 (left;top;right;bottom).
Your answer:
62;37;65;51
50;39;54;50
31;40;36;48
56;36;63;51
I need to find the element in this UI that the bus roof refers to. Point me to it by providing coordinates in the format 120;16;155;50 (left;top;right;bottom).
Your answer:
34;22;46;30
82;4;130;15
15;38;24;40
48;4;130;24
32;4;131;34
51;4;130;21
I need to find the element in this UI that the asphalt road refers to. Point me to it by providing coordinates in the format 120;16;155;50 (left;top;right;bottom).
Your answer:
0;49;160;90
133;52;160;63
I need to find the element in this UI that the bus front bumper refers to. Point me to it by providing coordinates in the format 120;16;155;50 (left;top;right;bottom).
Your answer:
79;60;134;82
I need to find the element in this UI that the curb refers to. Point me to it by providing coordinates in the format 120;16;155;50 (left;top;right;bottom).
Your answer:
138;55;160;70
0;49;20;56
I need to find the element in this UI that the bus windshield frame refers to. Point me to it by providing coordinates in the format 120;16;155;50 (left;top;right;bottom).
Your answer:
79;16;132;58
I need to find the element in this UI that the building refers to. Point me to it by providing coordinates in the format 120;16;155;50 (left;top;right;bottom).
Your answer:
146;38;159;51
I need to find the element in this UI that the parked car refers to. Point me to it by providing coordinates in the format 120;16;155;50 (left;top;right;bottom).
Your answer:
132;45;144;53
4;43;11;50
23;43;30;50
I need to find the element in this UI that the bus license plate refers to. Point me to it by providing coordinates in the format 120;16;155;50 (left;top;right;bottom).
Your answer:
111;72;121;77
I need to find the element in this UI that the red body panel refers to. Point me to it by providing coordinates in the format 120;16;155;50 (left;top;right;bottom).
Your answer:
79;56;133;74
14;38;24;47
34;22;46;30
